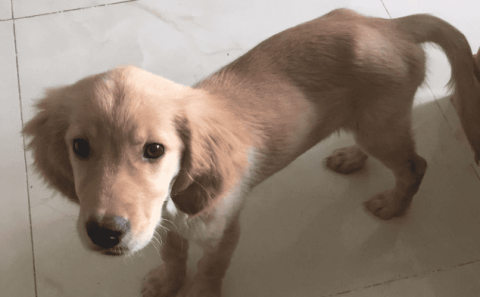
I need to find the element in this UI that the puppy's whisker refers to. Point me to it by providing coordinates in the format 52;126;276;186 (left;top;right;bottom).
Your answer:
151;238;161;255
158;224;170;234
153;231;163;245
160;218;178;234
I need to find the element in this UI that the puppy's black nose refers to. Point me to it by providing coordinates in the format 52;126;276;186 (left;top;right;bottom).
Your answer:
86;215;131;249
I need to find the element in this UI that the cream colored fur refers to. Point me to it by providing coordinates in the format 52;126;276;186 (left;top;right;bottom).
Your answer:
23;9;480;297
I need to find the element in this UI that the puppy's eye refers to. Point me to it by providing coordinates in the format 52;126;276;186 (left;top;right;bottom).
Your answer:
73;139;90;159
144;143;165;159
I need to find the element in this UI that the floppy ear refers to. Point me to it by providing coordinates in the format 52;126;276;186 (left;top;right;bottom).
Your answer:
22;88;77;202
170;101;250;216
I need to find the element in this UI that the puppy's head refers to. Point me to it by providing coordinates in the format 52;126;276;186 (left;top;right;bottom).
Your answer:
23;66;248;255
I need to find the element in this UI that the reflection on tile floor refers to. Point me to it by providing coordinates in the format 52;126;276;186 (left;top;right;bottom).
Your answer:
2;0;480;296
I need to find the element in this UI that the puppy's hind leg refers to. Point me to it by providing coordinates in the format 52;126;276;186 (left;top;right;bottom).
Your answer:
325;145;369;174
355;120;427;220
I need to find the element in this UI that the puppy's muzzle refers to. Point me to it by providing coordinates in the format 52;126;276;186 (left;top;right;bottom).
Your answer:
85;215;131;255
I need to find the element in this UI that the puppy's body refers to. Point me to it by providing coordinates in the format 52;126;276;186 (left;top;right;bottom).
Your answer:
23;9;480;297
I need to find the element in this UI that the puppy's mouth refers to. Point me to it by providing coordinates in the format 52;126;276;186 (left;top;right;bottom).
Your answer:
92;245;129;256
84;234;133;256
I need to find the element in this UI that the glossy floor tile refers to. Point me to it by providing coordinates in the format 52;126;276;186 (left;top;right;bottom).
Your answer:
340;261;480;297
0;20;36;297
2;0;480;296
0;0;11;20
12;0;127;18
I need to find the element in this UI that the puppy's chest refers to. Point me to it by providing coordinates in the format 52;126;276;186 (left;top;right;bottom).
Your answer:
162;182;247;243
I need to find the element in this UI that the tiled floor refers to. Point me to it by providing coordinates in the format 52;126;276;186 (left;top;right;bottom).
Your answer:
2;0;480;296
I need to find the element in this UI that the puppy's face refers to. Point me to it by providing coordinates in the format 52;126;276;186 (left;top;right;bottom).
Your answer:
63;67;186;255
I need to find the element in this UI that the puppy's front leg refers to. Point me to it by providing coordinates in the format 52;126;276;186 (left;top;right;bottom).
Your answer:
142;230;189;297
184;216;241;297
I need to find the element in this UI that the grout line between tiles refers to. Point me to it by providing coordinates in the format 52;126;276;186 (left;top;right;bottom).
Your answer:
379;0;392;19
423;63;478;175
9;0;139;21
324;258;480;296
11;0;38;296
430;84;456;133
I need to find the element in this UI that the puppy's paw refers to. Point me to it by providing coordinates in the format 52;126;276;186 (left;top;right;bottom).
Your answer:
325;146;368;174
141;265;185;297
180;277;222;297
364;190;407;220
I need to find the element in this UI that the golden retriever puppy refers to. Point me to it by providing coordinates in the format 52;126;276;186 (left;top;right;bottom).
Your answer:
23;9;480;297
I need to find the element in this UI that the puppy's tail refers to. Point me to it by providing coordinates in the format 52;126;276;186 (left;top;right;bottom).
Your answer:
396;14;480;165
